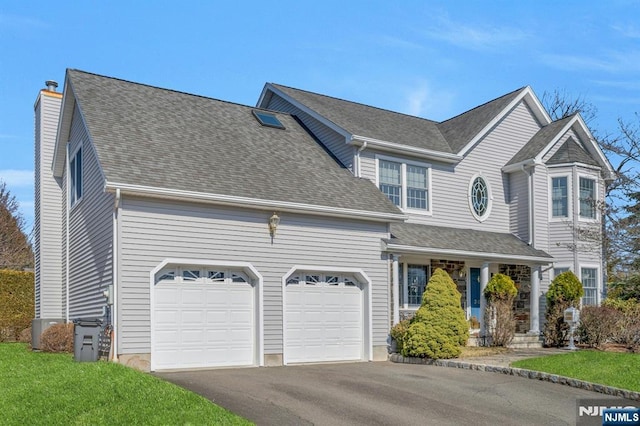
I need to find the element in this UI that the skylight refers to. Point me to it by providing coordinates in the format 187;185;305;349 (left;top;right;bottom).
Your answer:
252;110;285;129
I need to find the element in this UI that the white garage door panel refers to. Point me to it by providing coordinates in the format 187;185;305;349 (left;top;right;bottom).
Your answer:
153;280;255;370
285;283;363;363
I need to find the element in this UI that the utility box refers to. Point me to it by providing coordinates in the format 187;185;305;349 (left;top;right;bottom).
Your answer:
73;318;103;362
31;318;65;350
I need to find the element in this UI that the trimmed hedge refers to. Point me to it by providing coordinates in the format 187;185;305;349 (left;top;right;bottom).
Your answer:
0;269;34;342
543;271;583;347
484;273;518;347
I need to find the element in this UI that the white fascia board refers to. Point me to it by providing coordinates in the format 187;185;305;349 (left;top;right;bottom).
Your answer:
457;87;551;157
52;78;75;177
351;135;462;164
383;242;554;264
261;84;351;139
105;182;407;223
536;115;579;162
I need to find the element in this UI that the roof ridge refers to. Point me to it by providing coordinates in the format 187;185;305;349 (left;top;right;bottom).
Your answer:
438;86;527;125
68;69;288;115
270;83;440;124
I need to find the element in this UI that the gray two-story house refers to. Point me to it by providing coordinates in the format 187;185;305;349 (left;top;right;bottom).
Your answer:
34;70;614;371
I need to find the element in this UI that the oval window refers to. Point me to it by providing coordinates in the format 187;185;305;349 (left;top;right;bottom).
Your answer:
468;175;491;222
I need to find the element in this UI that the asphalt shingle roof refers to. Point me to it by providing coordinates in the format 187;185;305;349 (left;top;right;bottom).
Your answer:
547;137;599;166
67;70;401;216
506;115;575;166
270;84;453;153
437;87;526;152
388;222;552;260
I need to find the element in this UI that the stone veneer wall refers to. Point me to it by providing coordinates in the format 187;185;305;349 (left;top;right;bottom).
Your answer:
431;259;466;311
499;264;531;333
398;259;466;322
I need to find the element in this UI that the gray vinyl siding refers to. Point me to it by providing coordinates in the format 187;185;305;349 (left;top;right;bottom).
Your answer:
118;197;389;355
66;106;113;319
508;171;529;242
34;93;63;319
360;100;542;232
265;93;354;171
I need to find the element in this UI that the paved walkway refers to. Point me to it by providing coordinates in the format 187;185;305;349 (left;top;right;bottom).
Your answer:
390;348;640;401
460;348;568;367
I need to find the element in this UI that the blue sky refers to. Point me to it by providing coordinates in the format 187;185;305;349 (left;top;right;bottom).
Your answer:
1;1;639;232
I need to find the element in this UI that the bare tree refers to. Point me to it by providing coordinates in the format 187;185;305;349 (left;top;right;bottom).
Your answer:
0;180;33;270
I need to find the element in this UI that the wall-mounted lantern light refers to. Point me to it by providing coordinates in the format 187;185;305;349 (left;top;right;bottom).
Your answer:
269;212;280;237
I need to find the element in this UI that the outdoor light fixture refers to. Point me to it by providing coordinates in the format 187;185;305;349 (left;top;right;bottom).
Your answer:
458;266;466;279
269;212;280;237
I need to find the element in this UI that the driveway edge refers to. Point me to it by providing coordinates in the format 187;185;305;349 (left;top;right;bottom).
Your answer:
389;353;640;401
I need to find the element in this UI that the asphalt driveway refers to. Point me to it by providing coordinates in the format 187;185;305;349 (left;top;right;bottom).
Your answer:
157;361;629;425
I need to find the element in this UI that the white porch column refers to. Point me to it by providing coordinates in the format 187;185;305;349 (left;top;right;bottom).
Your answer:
479;262;490;336
391;254;400;325
529;265;541;334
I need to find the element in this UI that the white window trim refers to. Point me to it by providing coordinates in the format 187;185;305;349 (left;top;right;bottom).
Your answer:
149;258;264;371
551;264;572;280
467;173;493;222
579;264;600;307
375;154;432;215
548;172;572;222
69;145;83;209
281;265;372;365
577;173;599;223
400;261;431;310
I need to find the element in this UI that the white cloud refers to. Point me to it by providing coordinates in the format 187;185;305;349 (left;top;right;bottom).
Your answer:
541;50;640;73
378;35;424;50
421;15;530;51
0;169;34;187
401;81;455;120
612;23;640;39
0;13;47;30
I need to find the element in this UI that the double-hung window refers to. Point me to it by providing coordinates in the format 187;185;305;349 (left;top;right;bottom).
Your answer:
579;177;596;219
379;160;402;207
581;267;598;306
70;148;83;207
378;157;430;212
551;176;568;218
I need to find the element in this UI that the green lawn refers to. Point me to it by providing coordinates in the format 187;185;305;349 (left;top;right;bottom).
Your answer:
0;343;252;425
512;350;640;392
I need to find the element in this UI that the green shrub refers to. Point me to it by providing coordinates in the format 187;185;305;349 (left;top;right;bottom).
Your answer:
484;273;518;302
0;269;34;342
401;268;469;359
607;274;640;301
484;273;517;347
602;297;638;312
390;319;410;353
576;306;620;348
40;323;74;353
546;271;583;307
543;271;583;347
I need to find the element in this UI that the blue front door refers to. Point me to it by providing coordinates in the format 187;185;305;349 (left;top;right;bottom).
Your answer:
470;268;481;321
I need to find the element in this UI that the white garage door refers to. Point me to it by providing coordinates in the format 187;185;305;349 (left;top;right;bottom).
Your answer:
153;267;255;370
285;273;363;363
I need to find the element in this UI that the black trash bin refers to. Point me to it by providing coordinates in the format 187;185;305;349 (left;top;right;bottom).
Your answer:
73;318;103;362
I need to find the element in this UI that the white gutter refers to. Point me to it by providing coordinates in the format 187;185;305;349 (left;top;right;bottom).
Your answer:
104;182;407;223
350;135;462;164
502;158;536;173
521;164;534;246
112;188;120;362
383;242;553;264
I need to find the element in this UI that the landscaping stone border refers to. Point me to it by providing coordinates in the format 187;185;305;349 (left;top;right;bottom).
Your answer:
389;353;640;401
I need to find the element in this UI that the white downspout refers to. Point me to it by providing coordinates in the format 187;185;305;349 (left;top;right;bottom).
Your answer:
112;188;120;361
520;165;534;246
65;143;70;323
355;141;367;178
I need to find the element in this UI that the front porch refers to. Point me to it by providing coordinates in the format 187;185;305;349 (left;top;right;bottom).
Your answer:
391;257;545;337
